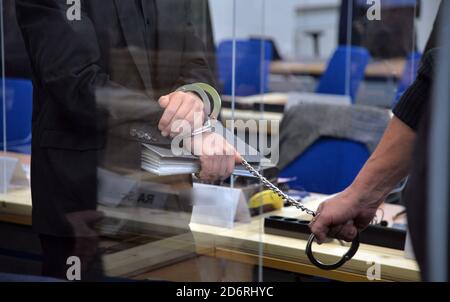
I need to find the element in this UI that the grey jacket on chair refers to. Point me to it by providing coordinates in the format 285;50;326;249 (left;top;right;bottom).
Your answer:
278;103;391;170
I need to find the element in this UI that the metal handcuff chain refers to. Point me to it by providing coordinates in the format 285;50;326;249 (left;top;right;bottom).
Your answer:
241;160;360;270
177;83;360;270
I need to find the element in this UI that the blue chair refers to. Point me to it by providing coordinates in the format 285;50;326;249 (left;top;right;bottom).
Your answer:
316;46;370;103
217;39;273;96
392;52;422;108
0;78;33;154
280;137;370;194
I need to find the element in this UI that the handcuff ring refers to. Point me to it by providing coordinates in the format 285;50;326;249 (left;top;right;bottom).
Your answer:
176;83;212;117
176;83;222;137
306;233;360;271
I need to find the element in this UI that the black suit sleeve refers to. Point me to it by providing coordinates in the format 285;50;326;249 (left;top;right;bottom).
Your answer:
172;0;216;90
15;0;163;134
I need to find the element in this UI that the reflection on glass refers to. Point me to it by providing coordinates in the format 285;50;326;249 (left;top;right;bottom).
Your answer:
0;0;444;283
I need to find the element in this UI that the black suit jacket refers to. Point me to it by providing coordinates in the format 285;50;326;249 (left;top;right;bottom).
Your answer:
16;0;215;236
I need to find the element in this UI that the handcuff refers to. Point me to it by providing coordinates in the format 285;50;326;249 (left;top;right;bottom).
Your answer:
306;230;360;270
176;83;360;270
176;83;221;137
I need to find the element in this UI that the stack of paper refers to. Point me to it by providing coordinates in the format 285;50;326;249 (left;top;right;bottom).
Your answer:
141;143;272;177
141;122;272;176
141;144;200;176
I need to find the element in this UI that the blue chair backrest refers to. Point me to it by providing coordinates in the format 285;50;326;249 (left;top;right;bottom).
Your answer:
217;39;272;96
392;52;422;108
0;78;33;146
316;46;370;103
280;137;370;194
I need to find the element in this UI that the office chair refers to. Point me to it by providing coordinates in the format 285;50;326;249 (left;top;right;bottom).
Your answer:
217;39;273;96
280;137;370;195
0;78;33;154
392;52;422;108
316;46;370;103
248;37;283;61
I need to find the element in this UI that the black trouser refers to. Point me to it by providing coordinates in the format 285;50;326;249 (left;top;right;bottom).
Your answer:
39;234;104;282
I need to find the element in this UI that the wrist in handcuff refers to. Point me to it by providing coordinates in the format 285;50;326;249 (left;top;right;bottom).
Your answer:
184;91;210;123
175;82;220;142
176;117;213;152
191;117;213;137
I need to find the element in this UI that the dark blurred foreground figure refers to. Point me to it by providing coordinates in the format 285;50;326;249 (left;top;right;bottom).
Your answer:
16;0;238;281
2;0;32;78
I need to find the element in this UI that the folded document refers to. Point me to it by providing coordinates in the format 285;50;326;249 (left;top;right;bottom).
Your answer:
141;143;267;176
141;144;200;176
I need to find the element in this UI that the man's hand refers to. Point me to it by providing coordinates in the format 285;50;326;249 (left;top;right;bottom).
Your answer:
309;117;417;244
158;91;205;137
184;132;242;182
309;188;379;244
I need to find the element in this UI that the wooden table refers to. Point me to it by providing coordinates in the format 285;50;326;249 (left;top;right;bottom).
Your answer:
0;152;32;225
220;108;283;135
0;188;32;226
190;194;420;282
0;153;420;281
0;185;420;281
271;58;406;80
220;93;286;136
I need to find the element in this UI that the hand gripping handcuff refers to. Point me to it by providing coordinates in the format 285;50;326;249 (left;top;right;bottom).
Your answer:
176;83;221;136
177;83;360;270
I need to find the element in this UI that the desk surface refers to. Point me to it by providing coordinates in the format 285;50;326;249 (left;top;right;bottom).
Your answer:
0;151;32;226
190;194;419;282
0;153;419;282
271;58;406;80
0;184;420;282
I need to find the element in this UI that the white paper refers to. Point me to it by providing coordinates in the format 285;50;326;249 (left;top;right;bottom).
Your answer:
404;230;416;260
97;168;138;207
0;156;29;193
190;183;251;228
285;92;351;112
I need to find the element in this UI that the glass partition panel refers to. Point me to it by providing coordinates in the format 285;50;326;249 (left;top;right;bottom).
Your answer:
0;0;35;275
0;0;267;282
259;0;437;282
0;0;444;283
